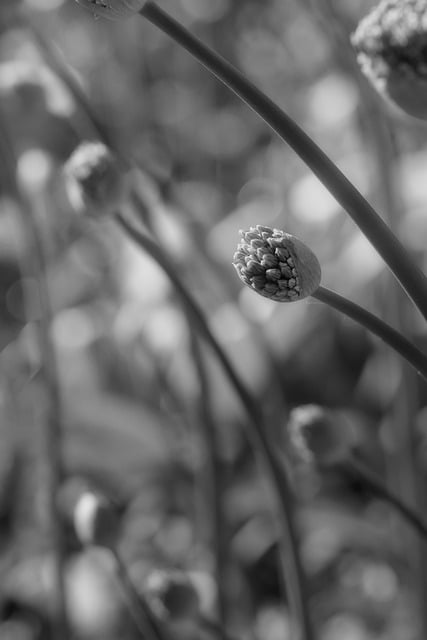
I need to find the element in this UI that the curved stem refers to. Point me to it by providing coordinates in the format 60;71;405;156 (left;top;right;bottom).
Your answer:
312;286;427;380
115;212;314;640
112;550;168;640
338;457;427;541
139;1;427;321
0;113;70;638
189;334;229;637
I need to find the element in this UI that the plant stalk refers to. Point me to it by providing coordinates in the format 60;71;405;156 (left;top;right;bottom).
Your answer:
337;457;427;541
115;212;314;640
139;0;427;321
312;286;427;380
112;549;167;640
189;334;229;638
0;115;70;639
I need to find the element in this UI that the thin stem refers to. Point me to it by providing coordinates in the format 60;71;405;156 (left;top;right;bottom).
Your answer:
337;457;427;541
189;334;228;638
312;286;427;380
115;212;314;640
139;1;427;321
112;549;168;640
0;116;70;638
23;13;115;151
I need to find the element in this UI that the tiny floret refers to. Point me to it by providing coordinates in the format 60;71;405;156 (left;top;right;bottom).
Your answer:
287;405;355;466
352;0;427;119
145;570;200;622
64;141;127;218
75;0;147;21
232;225;321;302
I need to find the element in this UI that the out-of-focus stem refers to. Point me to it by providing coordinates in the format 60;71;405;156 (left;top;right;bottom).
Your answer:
189;334;228;637
115;212;314;640
336;457;427;540
138;0;427;322
22;13;116;151
112;549;167;640
0;116;70;639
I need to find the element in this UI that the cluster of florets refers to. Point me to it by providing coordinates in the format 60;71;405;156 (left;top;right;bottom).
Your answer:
64;141;127;217
76;0;146;20
287;405;356;467
352;0;427;119
232;225;321;302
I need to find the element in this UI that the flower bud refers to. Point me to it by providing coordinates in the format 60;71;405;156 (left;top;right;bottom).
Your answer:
73;490;121;550
75;0;147;21
287;404;356;466
145;570;200;622
232;225;321;302
64;141;128;218
352;0;427;120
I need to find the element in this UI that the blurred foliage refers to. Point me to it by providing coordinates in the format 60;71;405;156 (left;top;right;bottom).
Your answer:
0;0;427;639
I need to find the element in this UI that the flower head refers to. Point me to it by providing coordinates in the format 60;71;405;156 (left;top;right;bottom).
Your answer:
75;0;146;21
352;0;427;119
145;570;200;622
232;225;321;302
64;141;128;218
287;404;356;467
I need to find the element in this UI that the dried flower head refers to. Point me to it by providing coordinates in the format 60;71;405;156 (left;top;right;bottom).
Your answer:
287;404;356;467
64;141;127;218
145;570;200;622
352;0;427;119
232;225;321;302
73;490;121;550
75;0;146;21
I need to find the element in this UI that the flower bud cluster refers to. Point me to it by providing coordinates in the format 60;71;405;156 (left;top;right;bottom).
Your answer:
232;225;321;302
352;0;427;119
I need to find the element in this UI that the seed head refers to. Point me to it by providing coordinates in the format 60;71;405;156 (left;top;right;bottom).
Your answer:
352;0;427;119
75;0;147;21
64;141;127;218
287;404;356;467
232;225;321;302
73;490;122;550
145;570;200;622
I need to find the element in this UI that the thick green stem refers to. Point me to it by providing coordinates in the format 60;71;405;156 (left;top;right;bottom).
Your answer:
115;212;314;640
312;287;427;380
139;1;427;321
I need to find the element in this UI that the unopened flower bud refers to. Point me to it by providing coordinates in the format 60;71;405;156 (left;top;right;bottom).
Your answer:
145;570;200;622
75;0;147;21
64;141;128;217
73;490;121;550
288;404;356;466
352;0;427;119
232;225;321;302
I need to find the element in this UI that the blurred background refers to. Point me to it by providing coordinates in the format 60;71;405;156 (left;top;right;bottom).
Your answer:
1;0;427;638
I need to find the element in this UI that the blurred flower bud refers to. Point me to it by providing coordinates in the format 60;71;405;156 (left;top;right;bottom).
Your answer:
287;404;356;466
75;0;147;21
64;141;128;218
232;225;321;302
352;0;427;119
73;490;121;550
145;570;200;622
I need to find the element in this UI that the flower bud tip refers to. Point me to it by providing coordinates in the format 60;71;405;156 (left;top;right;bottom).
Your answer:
232;225;321;302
